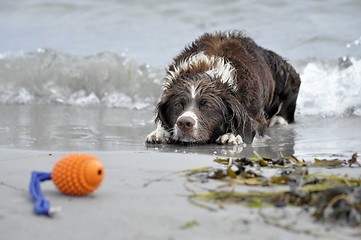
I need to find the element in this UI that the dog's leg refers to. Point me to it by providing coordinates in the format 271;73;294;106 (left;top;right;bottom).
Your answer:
216;133;244;145
268;102;289;127
269;116;288;127
146;123;170;144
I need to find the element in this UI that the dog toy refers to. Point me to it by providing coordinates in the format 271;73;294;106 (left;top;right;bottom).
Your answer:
29;153;105;216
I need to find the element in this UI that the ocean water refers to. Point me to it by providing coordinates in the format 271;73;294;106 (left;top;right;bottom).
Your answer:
0;0;360;154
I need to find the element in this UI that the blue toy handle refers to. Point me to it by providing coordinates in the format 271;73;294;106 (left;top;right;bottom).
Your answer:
29;171;56;216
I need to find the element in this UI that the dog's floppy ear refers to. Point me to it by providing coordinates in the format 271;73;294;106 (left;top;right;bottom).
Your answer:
223;95;255;144
155;95;171;129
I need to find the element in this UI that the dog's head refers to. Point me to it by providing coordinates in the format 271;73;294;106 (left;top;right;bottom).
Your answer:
155;73;254;144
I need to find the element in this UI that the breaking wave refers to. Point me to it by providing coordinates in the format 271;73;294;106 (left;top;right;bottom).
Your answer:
0;48;360;117
296;57;361;117
0;48;163;109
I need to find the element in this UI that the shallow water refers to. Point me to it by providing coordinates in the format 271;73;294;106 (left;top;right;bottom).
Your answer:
0;105;359;160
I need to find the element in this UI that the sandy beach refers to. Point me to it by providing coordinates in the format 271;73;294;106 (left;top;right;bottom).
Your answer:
1;149;361;240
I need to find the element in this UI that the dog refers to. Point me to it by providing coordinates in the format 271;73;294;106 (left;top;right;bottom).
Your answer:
146;31;301;145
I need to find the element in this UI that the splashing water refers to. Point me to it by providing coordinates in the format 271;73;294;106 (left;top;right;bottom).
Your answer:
297;57;361;117
0;49;361;117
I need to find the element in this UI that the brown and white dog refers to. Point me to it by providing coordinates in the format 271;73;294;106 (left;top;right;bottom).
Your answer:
146;31;301;145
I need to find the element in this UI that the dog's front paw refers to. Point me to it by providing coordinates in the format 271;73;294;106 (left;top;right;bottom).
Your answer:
216;133;243;145
146;125;170;144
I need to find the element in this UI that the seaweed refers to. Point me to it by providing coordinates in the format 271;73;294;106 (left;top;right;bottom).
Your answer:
180;220;199;230
184;152;361;227
349;153;361;167
313;186;361;227
313;158;345;168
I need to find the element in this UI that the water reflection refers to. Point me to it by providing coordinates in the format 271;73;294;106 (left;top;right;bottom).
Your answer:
146;124;297;158
1;105;358;160
0;105;153;151
0;105;298;156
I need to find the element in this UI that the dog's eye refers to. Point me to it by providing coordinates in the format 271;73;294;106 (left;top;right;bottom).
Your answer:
174;102;183;109
200;101;212;110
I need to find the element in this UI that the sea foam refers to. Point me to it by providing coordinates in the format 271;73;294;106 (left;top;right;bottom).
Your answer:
296;57;361;117
0;49;360;117
0;48;163;109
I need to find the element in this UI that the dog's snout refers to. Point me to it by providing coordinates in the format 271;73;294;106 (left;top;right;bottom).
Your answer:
176;116;195;131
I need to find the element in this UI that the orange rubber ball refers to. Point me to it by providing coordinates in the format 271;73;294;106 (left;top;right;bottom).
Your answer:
51;153;105;196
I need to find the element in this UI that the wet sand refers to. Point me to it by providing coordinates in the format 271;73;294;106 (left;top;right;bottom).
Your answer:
2;150;361;240
1;105;361;239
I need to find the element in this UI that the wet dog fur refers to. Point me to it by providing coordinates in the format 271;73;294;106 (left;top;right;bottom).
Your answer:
146;31;301;145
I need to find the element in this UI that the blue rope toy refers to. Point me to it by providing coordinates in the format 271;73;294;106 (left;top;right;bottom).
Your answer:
29;171;60;217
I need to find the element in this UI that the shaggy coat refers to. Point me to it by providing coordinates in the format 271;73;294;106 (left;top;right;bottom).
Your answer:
146;31;301;144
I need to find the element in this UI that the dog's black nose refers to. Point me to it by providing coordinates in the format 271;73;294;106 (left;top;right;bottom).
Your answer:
176;116;195;131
